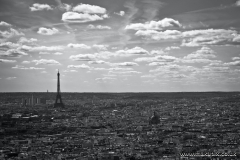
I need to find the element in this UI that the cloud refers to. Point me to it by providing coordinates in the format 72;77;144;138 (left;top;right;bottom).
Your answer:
67;43;91;49
114;11;125;16
88;60;106;64
22;61;30;64
62;12;107;23
67;64;90;69
39;52;50;55
92;44;108;50
21;45;64;51
0;21;11;27
180;59;220;64
148;62;167;66
125;18;182;30
53;52;63;55
55;0;72;11
0;28;24;38
96;77;116;81
87;24;111;30
0;42;20;48
232;57;240;61
183;47;216;59
72;3;106;14
116;47;149;56
150;50;166;55
135;28;240;46
236;0;240;6
37;27;59;35
165;46;180;51
18;37;37;44
0;59;16;63
150;64;196;73
0;49;28;58
63;70;78;72
224;61;240;66
6;77;16;80
135;55;178;63
109;62;138;67
181;29;240;46
109;71;141;75
32;59;60;65
12;65;45;70
30;3;53;11
69;54;96;61
136;30;181;40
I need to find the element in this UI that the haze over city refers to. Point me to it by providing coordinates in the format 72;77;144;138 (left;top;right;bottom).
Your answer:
1;0;240;92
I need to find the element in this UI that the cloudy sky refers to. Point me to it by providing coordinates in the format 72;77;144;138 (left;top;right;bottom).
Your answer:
0;0;240;92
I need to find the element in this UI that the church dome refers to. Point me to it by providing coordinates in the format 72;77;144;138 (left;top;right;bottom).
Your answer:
149;111;160;125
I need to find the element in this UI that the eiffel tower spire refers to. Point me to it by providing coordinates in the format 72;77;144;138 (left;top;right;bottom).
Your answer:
54;70;64;108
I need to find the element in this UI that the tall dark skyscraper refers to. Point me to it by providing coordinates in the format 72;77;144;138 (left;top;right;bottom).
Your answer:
54;70;64;108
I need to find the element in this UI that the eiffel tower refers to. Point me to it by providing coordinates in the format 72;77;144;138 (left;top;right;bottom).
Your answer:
54;70;64;108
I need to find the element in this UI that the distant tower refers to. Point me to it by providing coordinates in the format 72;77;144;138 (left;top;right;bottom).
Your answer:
54;70;64;108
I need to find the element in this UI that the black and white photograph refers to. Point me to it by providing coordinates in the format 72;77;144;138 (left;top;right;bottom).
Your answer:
0;0;240;159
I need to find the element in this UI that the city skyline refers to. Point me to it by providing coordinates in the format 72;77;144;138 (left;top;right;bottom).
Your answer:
0;0;240;92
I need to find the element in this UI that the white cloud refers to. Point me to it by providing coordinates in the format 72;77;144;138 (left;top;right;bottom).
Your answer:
150;50;166;55
135;55;178;63
67;43;91;49
180;59;219;64
63;70;78;73
22;61;30;64
96;77;116;81
233;35;240;42
232;57;240;61
165;46;180;51
0;42;20;48
39;52;50;55
183;47;216;59
87;24;111;30
224;61;240;66
54;52;63;55
0;59;16;63
32;59;60;65
37;27;59;35
6;77;16;80
93;44;108;50
0;49;28;58
181;29;240;46
21;45;64;51
67;64;90;69
0;28;24;38
0;21;11;27
109;71;141;74
12;65;45;70
150;64;196;73
88;60;106;64
62;3;72;11
116;47;149;56
30;3;53;11
136;30;181;40
18;37;37;44
69;54;96;61
109;62;138;67
126;18;182;30
62;12;107;23
72;3;106;14
148;62;167;66
236;0;240;6
114;11;125;16
135;28;240;46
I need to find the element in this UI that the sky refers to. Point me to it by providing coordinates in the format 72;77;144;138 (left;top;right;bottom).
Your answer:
0;0;240;92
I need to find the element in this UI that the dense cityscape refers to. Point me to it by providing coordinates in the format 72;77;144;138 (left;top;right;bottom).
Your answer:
0;92;240;159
